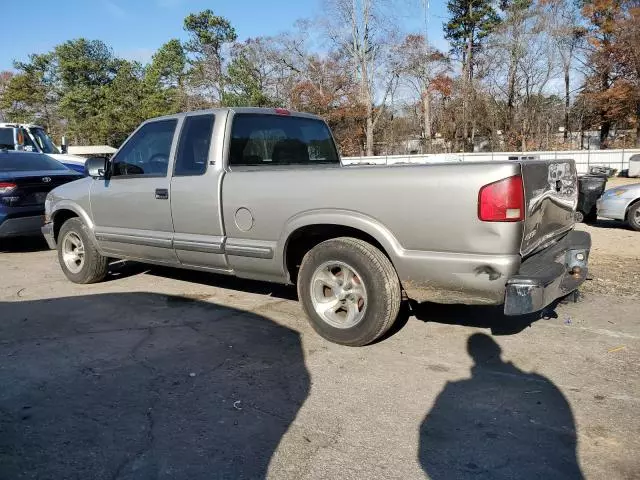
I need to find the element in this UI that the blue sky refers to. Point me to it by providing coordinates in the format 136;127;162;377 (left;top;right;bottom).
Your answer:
1;0;449;71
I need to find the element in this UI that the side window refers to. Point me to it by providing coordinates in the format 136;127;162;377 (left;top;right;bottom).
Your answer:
20;129;38;152
229;114;339;166
111;120;177;177
0;128;15;149
174;114;215;176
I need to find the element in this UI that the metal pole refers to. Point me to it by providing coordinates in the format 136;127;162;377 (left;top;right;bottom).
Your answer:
622;147;625;174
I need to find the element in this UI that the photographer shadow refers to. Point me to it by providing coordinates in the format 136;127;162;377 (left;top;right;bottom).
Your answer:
419;333;583;479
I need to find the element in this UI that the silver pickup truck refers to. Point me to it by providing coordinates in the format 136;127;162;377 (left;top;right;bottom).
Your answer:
42;108;590;346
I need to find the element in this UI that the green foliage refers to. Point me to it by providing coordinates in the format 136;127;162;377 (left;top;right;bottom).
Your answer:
444;0;501;58
183;10;237;103
54;39;120;143
98;60;148;146
183;10;237;54
0;37;187;146
223;42;276;107
143;39;187;118
1;53;57;126
146;39;186;88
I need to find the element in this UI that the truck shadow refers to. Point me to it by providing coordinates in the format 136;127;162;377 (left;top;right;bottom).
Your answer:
103;264;564;339
408;299;561;336
0;292;310;480
147;266;298;301
0;236;50;253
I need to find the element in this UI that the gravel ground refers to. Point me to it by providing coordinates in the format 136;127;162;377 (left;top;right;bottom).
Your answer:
0;223;638;480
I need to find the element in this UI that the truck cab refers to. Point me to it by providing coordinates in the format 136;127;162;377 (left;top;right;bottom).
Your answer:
0;123;87;173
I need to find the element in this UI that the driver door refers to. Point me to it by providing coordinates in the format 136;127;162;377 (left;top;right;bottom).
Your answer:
90;119;180;264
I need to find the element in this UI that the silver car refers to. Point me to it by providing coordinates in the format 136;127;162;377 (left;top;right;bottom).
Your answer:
597;183;640;231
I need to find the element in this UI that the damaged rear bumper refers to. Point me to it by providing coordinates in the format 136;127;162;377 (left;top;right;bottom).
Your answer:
504;230;591;316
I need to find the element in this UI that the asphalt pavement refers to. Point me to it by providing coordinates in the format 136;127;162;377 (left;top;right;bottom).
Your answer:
0;235;638;479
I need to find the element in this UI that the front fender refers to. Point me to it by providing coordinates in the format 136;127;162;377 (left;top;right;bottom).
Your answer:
50;200;94;230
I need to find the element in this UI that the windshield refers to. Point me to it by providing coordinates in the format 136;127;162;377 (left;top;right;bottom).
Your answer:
0;152;69;172
0;128;15;150
29;127;60;154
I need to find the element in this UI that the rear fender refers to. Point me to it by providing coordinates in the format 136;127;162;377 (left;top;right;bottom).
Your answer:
278;209;403;274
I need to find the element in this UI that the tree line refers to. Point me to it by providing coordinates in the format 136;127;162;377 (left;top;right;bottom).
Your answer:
0;0;638;156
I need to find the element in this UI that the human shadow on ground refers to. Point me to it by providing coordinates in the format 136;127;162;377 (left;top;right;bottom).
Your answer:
419;333;583;480
0;292;309;480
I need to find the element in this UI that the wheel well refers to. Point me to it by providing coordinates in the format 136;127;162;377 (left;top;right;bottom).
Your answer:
626;198;640;218
53;210;79;242
285;224;391;284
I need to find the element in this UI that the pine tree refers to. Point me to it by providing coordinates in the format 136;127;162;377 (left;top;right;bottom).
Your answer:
444;0;501;81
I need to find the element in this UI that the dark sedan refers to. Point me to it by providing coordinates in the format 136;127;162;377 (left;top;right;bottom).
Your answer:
0;150;82;238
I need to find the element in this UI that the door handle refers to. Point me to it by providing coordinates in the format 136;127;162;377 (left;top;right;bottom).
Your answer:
155;188;169;200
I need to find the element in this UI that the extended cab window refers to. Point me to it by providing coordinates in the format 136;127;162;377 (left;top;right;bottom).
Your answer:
174;114;214;176
111;120;177;177
229;114;339;166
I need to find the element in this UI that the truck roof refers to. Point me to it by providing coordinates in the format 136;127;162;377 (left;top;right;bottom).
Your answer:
144;107;324;124
0;122;45;129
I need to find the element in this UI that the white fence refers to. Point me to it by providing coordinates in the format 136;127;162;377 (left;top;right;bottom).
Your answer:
342;149;640;175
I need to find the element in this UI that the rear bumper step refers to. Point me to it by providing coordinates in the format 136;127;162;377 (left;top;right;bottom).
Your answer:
504;230;591;316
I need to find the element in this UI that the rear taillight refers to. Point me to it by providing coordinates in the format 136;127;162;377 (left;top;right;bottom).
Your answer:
478;175;524;222
0;182;17;195
275;108;291;116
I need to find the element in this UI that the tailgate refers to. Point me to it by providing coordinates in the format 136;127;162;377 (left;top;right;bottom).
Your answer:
520;159;578;257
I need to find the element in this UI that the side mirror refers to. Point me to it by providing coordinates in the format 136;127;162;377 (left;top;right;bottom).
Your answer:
85;156;108;178
61;136;68;154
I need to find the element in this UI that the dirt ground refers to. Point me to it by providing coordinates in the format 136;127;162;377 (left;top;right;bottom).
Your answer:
0;218;638;480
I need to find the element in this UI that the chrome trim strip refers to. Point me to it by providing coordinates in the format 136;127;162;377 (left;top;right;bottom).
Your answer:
173;239;224;253
225;242;274;259
95;232;172;249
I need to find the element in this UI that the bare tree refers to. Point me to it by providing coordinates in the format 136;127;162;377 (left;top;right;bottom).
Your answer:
396;35;451;152
542;0;585;142
324;0;400;155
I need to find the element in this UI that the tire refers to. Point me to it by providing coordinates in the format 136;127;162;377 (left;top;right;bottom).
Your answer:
626;201;640;231
57;217;109;284
297;237;401;346
574;210;585;223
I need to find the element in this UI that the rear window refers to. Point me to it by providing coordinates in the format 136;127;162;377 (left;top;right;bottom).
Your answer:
0;128;15;149
0;152;68;172
229;114;339;166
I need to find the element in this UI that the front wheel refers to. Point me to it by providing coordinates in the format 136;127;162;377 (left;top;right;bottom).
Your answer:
57;218;109;284
627;202;640;231
297;237;401;346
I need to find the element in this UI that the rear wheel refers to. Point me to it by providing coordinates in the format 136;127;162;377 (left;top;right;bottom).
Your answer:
627;202;640;231
57;218;108;284
297;237;401;346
